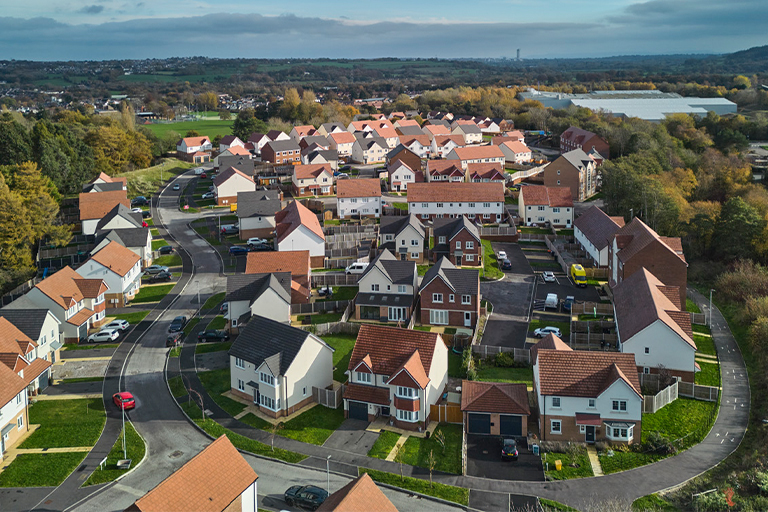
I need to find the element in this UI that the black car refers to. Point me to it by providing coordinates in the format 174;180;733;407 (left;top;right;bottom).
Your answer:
284;485;328;510
142;210;152;219
149;270;173;283
166;332;182;347
500;258;512;270
247;242;272;251
501;438;519;461
197;330;229;342
158;245;174;255
131;196;149;207
168;316;187;333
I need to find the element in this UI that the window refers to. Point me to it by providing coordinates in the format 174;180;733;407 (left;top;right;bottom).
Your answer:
437;203;444;208
260;394;276;410
449;294;454;303
303;387;307;396
557;180;561;185
553;207;560;213
438;236;446;244
557;170;561;175
469;202;476;208
466;241;474;250
537;206;545;211
483;202;490;208
397;386;416;398
386;285;391;291
430;309;449;325
580;425;586;433
461;295;471;304
456;241;461;249
237;379;245;391
465;254;474;261
16;392;22;405
644;347;650;354
552;397;561;408
397;410;419;422
371;284;379;292
551;420;562;434
385;234;393;241
260;372;275;386
643;367;650;374
411;239;419;246
398;285;407;293
483;213;491;219
410;252;419;259
356;372;372;384
17;416;23;429
588;399;596;408
432;293;443;303
612;400;627;412
422;203;428;208
235;357;245;369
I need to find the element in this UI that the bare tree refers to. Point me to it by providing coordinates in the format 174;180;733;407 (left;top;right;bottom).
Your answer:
427;449;437;488
394;443;405;481
270;422;284;452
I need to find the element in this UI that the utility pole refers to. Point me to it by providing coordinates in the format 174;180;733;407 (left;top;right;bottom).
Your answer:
709;289;715;327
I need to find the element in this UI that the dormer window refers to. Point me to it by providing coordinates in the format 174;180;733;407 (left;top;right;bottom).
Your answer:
356;372;372;384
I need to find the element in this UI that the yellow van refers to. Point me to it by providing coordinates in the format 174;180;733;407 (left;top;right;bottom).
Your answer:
570;264;587;287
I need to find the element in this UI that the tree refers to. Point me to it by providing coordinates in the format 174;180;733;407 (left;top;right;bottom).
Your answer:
733;75;751;90
281;88;301;121
269;422;284;452
393;443;405;481
232;109;267;142
0;116;32;166
218;110;231;121
427;449;436;488
185;130;200;137
434;429;446;454
712;197;765;261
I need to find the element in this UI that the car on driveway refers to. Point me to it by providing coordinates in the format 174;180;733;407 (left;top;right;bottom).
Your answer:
501;438;519;461
201;191;215;199
166;332;182;347
149;270;173;283
142;210;152;219
131;207;143;214
144;265;169;275
318;286;333;297
534;326;562;338
168;316;187;333
542;271;556;283
200;173;207;179
197;330;229;342
248;242;271;251
88;329;120;343
284;485;328;510
220;225;238;235
500;258;512;271
247;237;266;246
104;319;129;331
158;245;174;255
498;250;507;260
113;392;135;410
229;245;249;255
131;196;149;207
220;302;228;314
194;167;205;175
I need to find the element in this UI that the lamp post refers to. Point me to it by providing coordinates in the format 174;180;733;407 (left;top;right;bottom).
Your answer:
326;455;332;493
709;289;715;327
121;407;127;459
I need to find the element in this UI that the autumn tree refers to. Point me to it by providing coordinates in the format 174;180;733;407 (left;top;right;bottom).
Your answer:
232;109;267;142
712;197;765;261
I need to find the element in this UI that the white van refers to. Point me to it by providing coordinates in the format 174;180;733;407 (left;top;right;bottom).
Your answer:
345;262;369;275
545;293;559;310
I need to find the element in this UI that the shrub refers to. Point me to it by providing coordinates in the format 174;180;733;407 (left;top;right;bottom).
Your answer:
462;348;477;381
644;431;677;455
756;470;768;494
743;296;768;324
492;351;526;368
693;490;730;511
749;317;768;354
715;260;768;304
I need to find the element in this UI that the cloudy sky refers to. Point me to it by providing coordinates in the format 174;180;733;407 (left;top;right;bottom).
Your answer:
0;0;765;61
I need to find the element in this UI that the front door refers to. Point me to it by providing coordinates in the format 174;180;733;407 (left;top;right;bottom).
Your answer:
464;311;472;327
400;253;407;261
456;255;462;266
586;426;596;443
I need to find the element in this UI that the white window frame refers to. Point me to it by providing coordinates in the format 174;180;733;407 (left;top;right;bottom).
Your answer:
237;379;245;391
612;399;627;412
371;284;380;291
461;294;471;305
465;254;474;261
550;419;562;434
588;399;596;408
552;396;561;408
397;409;419;422
235;357;245;369
260;372;275;386
356;371;372;384
396;386;417;399
432;293;443;303
430;309;449;325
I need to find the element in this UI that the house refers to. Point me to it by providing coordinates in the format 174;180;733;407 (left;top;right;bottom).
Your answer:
348;119;394;134
275;201;326;268
0;363;29;460
608;217;687;304
336;179;383;219
519;186;574;228
560;126;610;158
317;473;398;512
395;125;424;137
394;118;420;129
218;135;245;152
17;266;108;343
302;147;339;172
372;126;400;149
386;145;421;173
93;228;152;268
533;339;642;444
343;324;448;430
328;131;356;157
355;249;418;323
0;317;53;397
446;146;505;170
408;182;505;224
177;136;213;163
248;132;271;154
427;111;453;121
245;250;311;304
225;272;292;331
213;167;256;206
492;130;525;144
217;155;255;176
422;124;451;141
236;189;281;240
0;308;63;365
461;381;530;436
124;436;258;512
318;122;347;137
94;203;143;233
267;130;291;142
292;164;334;198
214;146;251;168
420;258;480;328
228;315;334;417
290;125;318;141
79;190;130;235
378;214;426;263
543;148;598;202
498;140;532;165
431;216;481;266
467;163;505;183
477;119;501;134
388;161;423;192
350;136;388;165
82;172;127;193
77;241;142;308
261;140;301;165
426;161;465;183
574;206;625;267
430;134;465;159
613;269;697;382
299;135;330;151
451;122;483;145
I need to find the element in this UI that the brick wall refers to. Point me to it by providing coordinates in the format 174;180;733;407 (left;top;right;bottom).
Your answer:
543;159;581;202
420;277;479;327
622;241;688;305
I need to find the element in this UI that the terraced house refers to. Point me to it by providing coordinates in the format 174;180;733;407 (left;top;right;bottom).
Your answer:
291;164;334;197
407;182;505;223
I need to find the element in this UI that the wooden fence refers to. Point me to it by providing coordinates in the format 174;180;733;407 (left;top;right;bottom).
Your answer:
638;373;719;403
0;277;43;307
430;404;463;424
643;381;679;414
471;345;531;364
570;301;614;316
300;321;361;337
291;300;351;315
311;273;359;286
479;226;518;237
38;244;95;260
323;225;378;235
691;313;707;325
313;385;343;409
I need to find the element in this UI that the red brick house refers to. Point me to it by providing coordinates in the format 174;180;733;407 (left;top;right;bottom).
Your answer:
431;216;481;266
386;145;422;172
245;250;311;304
261;140;301;165
420;257;480;329
560;126;609;158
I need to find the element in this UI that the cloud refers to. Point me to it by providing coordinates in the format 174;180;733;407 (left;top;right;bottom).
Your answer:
78;5;105;14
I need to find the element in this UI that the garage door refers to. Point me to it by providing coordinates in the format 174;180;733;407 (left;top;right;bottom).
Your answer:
500;415;522;437
348;401;368;421
468;413;491;434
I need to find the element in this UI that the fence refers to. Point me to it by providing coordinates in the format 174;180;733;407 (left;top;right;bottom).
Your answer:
324;258;357;269
324;225;378;235
569;334;619;350
471;345;531;364
311;273;359;286
691;313;707;325
507;163;548;183
570;301;614;316
313;385;343;409
643;380;679;413
638;373;720;403
300;321;361;337
38;244;95;260
430;404;463;424
479;226;518;237
0;277;43;307
325;232;377;244
291;300;351;315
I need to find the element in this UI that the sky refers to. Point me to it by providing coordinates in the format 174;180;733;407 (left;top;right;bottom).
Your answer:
0;0;765;61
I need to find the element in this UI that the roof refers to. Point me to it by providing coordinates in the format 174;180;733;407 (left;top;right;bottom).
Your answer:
396;125;424;137
236;189;281;219
275;200;325;243
557;148;595;172
19;357;52;387
220;146;251;157
355;293;414;308
66;307;96;326
574;206;624;251
499;140;530;154
0;309;55;341
348;324;442;384
96;227;151;249
35;266;108;310
180;136;211;147
535;349;641;398
127;436;257;512
330;131;356;144
423;124;451;136
213;166;255;188
343;383;391;405
387;145;419;162
449;146;504;161
0;317;37;358
391;350;429;388
460;380;530;415
0;362;27;407
82;181;125;193
355;136;389;151
79;190;130;221
360;249;416;286
433;134;465;147
265;139;301;152
95;203;143;231
374;126;398;139
468;162;504;180
218;135;241;145
614;217;686;264
90;172;127;187
317;473;398;512
89;241;141;277
245;250;310;277
336;178;381;198
292;125;317;137
454;123;482;134
421;257;479;296
520;186;574;207
294;164;332;180
426;160;464;177
432;216;480;249
379;214;424;238
225;272;291;305
408;182;504;203
267;130;289;141
530;333;572;364
613;268;695;349
229;315;319;374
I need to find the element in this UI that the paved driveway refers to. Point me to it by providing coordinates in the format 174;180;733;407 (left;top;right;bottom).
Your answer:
466;435;544;482
322;419;380;453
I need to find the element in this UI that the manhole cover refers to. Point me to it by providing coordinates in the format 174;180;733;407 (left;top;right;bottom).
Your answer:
169;450;183;459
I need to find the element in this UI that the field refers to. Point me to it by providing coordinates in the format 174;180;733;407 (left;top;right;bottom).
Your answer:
142;119;234;140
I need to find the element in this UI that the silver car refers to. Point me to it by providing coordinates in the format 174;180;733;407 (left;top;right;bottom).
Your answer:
88;329;119;343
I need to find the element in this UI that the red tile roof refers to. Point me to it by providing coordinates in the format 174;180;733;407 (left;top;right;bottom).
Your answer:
449;145;504;161
275;201;325;244
35;266;108;310
336;178;381;198
520;185;573;207
389;350;429;389
348;325;442;382
530;333;572;364
292;125;317;137
407;182;504;203
343;383;391;405
499;140;530;154
294;163;332;181
426;160;463;177
330;132;356;144
0;362;27;407
90;241;141;277
79;190;130;221
20;357;52;387
317;473;398;512
433;134;465;147
181;136;211;147
0;317;37;359
536;350;641;398
245;250;310;277
399;135;430;147
423;125;451;136
461;380;530;415
467;162;504;180
396;119;420;128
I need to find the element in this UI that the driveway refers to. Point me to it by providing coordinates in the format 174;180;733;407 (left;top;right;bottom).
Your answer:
466;435;544;482
322;419;379;453
480;242;535;349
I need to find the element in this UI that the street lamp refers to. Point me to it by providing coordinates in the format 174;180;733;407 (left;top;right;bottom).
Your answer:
326;455;332;493
709;289;715;327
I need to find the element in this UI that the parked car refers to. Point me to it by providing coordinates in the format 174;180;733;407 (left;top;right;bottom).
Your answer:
229;245;249;255
542;271;556;283
534;326;562;338
88;329;119;343
131;207;143;214
220;302;228;314
194;167;205;175
104;319;129;331
201;191;215;199
220;225;238;235
173;183;181;191
131;196;149;207
142;210;152;219
113;392;135;410
500;258;512;271
336;173;350;179
284;485;328;510
562;295;575;313
168;316;187;333
345;262;369;275
498;250;507;260
158;245;174;255
501;438;519;461
197;330;229;342
544;293;559;310
166;332;183;347
247;237;267;246
200;173;207;179
318;286;333;297
144;265;169;275
149;270;173;283
248;243;272;252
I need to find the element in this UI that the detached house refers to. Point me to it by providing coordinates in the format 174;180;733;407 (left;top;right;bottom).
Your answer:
387;145;421;173
275;201;326;268
93;228;152;269
292;164;334;197
431;134;465;159
378;214;426;263
420;258;480;328
290;125;318;141
519;186;574;228
343;325;448;430
351;136;388;165
94;203;143;233
176;136;212;163
544;148;598;202
318;122;347;137
248;132;271;154
574;206;625;267
218;135;245;151
261;140;301;165
0;364;29;460
467;163;505;183
213;167;256;206
328;131;356;157
82;172;127;193
79;190;130;235
461;381;530;437
614;269;697;382
446;146;505;170
408;182;505;224
398;135;431;159
356;250;418;324
77;241;142;307
229;315;334;418
373;126;400;149
560;126;609;158
214;145;251;168
267;130;291;142
431;216;481;266
245;250;311;304
422;124;451;142
225;272;292;331
336;179;383;219
0;318;53;396
451;122;483;145
388;161;423;192
533;338;642;444
236;189;281;240
0;308;62;365
396;125;424;137
499;140;532;165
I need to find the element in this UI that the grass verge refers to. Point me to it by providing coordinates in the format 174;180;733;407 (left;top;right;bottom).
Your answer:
481;240;503;280
541;498;580;511
359;468;469;506
239;413;272;430
400;423;463;474
279;406;345;446
0;452;88;487
686;298;701;313
203;292;226;311
61;376;104;384
62;343;119;351
168;375;187;397
21;398;105;448
132;284;175;304
108;310;150;324
368;431;402;459
83;421;146;486
197;368;247;417
543;447;594;480
151;239;169;250
695;361;721;387
195;341;232;354
153;254;182;267
207;316;227;330
632;494;678;511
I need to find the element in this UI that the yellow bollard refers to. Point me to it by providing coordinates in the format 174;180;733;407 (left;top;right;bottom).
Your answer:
555;459;562;471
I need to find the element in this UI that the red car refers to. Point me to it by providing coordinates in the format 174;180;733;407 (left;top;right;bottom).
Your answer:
200;172;207;179
113;392;136;410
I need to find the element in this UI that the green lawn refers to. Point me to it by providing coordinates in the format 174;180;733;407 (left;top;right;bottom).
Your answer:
368;431;402;459
153;254;182;267
632;494;679;511
108;310;150;324
239;413;272;430
299;312;343;324
475;365;534;387
695;361;721;386
183;318;201;336
115;158;193;198
150;228;160;237
543;447;594;480
207;316;227;330
448;352;464;378
400;424;463;474
143;119;234;140
692;324;711;335
279;406;346;446
61;376;104;384
519;227;551;234
62;343;119;351
360;468;469;506
0;452;88;487
197;368;246;417
132;284;175;303
168;375;187;397
694;334;717;356
599;450;665;475
321;334;357;383
481;240;503;280
145;218;155;226
83;421;146;486
529;319;571;338
169;346;182;358
417;265;430;276
686;298;701;313
316;286;358;302
151;239;169;250
392;202;408;210
195;341;232;355
21;399;106;449
541;498;580;512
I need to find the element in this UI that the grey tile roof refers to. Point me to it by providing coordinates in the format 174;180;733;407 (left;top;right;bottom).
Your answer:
226;272;291;304
432;216;480;252
321;122;346;133
237;189;281;218
266;140;301;152
379;214;424;238
355;293;415;307
559;148;593;170
228;315;312;374
96;228;151;249
397;125;424;136
82;182;124;193
573;205;623;251
301;135;330;147
421;257;479;295
361;249;416;285
95;204;142;231
0;309;51;340
218;157;255;176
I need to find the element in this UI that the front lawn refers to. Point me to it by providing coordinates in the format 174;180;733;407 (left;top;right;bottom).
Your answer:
150;228;160;237
529;319;571;338
695;361;721;387
692;324;711;335
686;298;701;313
0;452;88;487
694;335;717;356
195;341;232;354
321;333;357;383
599;450;664;475
83;421;146;486
108;310;150;324
392;202;408;210
316;286;358;302
368;430;401;459
203;292;226;310
152;254;182;267
475;365;534;387
239;413;272;430
132;284;175;304
207;315;227;330
299;312;343;324
197;368;247;417
519;227;551;234
279;406;346;446
21;399;105;449
417;265;430;276
151;239;169;250
542;446;593;480
481;240;503;280
360;468;469;506
400;423;462;474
